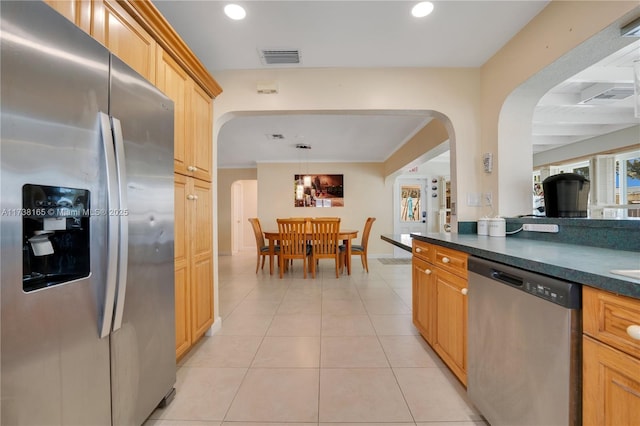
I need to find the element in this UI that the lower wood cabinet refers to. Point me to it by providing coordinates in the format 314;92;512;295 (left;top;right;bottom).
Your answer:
174;173;214;360
582;286;640;426
433;267;467;384
412;240;468;385
412;257;434;343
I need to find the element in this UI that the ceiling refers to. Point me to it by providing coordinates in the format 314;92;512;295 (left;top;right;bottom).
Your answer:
154;1;639;169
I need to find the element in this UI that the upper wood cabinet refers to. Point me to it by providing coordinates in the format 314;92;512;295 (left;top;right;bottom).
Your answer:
157;48;213;181
157;49;189;176
91;0;157;83
44;0;92;33
189;82;213;182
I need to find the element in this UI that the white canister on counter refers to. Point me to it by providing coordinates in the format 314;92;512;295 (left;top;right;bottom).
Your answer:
477;218;489;235
489;217;506;237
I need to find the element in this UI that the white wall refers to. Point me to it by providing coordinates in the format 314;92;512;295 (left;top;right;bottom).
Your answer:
240;180;258;251
213;68;482;222
257;162;394;256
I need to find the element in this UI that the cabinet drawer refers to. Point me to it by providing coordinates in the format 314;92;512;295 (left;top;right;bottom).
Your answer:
583;286;640;358
432;245;468;279
412;240;433;263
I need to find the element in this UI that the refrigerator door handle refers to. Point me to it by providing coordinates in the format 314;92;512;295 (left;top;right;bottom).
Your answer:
99;112;119;338
111;117;129;332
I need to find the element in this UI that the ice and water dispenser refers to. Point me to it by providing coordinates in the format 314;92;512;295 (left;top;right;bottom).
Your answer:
22;184;90;292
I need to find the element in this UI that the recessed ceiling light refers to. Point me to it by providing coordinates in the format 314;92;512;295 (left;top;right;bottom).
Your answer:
224;4;246;20
412;2;434;18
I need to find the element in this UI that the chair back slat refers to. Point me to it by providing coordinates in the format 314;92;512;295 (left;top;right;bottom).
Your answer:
310;217;341;278
277;218;308;257
310;218;340;255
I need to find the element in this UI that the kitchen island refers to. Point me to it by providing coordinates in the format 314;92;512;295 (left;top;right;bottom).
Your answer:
382;232;639;299
382;230;640;425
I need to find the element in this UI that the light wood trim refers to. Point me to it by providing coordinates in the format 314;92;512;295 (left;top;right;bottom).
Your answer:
583;286;640;358
117;0;222;98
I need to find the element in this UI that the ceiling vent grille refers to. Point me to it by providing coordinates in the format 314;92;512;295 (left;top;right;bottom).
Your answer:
579;83;634;104
259;49;301;65
266;133;285;140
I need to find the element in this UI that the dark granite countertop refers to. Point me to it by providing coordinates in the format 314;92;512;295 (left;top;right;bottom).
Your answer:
382;233;640;299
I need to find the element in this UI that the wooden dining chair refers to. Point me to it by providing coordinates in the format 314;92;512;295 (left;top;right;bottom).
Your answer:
340;217;376;273
277;218;311;278
309;217;341;278
248;218;278;273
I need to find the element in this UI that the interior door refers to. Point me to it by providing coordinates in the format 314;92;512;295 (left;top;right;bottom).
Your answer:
394;178;427;256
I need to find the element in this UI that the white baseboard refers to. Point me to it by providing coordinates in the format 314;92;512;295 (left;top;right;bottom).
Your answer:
206;316;223;336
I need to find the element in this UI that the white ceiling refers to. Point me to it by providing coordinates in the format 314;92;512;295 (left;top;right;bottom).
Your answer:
154;1;639;169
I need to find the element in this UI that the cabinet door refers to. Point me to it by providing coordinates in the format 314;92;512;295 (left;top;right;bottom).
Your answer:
190;179;214;339
92;0;156;83
583;336;640;426
157;49;189;176
412;257;434;343
174;174;191;359
190;82;213;182
433;268;468;385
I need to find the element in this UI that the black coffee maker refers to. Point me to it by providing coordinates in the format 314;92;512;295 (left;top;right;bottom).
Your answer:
542;173;590;218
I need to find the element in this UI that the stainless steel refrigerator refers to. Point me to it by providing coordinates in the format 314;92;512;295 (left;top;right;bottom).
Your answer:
1;2;176;424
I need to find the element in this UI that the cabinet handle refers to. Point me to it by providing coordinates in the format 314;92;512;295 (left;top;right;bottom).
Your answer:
461;288;468;295
442;256;450;264
193;195;199;201
424;269;432;275
627;325;640;341
187;165;199;172
416;247;422;253
187;194;195;200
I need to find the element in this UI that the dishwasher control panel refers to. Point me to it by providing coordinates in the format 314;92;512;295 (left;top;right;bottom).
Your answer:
524;281;568;305
468;256;581;309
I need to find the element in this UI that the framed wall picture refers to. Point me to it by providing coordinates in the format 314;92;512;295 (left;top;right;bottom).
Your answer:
294;174;344;207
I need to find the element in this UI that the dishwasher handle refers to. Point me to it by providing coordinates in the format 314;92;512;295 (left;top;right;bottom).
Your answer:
491;269;524;288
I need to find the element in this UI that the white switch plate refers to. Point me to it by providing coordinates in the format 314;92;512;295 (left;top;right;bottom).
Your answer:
467;192;481;207
523;223;559;233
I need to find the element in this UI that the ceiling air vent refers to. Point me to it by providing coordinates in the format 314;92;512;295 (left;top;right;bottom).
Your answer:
259;49;301;65
579;83;634;104
266;133;285;140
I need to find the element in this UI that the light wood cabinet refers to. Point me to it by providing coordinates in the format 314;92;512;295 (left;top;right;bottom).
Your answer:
44;0;92;33
412;257;434;343
412;240;468;385
433;267;467;384
582;286;640;426
91;0;157;83
157;48;213;182
174;174;214;360
157;49;189;176
189;82;213;182
174;174;191;359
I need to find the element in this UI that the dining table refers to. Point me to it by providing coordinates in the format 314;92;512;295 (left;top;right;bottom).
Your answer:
262;229;359;276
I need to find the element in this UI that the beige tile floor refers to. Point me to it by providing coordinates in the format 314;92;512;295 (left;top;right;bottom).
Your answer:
146;253;486;426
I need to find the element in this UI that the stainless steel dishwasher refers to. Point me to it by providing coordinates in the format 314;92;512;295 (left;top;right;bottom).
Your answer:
467;256;581;426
